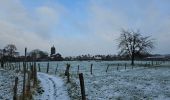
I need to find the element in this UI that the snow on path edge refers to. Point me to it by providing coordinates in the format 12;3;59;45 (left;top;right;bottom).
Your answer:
35;72;70;100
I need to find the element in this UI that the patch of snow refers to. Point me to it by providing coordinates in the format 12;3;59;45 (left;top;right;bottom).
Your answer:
36;61;170;100
0;68;23;100
34;72;70;100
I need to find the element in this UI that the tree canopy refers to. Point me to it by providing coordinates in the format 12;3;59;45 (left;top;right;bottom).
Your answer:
118;29;154;65
29;49;48;60
4;44;17;57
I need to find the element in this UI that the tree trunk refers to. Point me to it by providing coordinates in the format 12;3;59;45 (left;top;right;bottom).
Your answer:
131;53;135;66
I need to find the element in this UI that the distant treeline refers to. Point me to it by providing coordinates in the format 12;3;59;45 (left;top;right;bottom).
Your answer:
0;44;170;62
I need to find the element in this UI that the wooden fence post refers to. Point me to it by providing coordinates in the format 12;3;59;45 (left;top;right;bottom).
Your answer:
90;64;93;75
47;62;49;73
79;73;86;100
22;47;27;100
38;63;41;72
13;77;18;100
26;63;29;71
19;62;21;71
55;64;58;75
106;64;109;73
117;63;119;71
30;65;34;80
65;64;70;83
1;59;4;68
33;62;37;87
77;65;80;74
26;71;31;99
9;63;11;70
152;60;153;66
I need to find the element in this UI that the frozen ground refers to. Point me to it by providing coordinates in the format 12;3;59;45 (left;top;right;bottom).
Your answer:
1;61;170;100
83;66;170;100
37;61;170;100
0;68;23;100
33;72;70;100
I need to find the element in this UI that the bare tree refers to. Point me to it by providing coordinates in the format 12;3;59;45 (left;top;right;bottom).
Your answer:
29;49;48;60
118;29;154;65
4;44;17;57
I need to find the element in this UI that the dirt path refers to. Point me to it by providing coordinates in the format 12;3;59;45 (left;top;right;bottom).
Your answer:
34;72;69;100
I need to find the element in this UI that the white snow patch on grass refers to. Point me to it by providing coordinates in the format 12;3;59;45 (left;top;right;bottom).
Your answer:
0;68;23;100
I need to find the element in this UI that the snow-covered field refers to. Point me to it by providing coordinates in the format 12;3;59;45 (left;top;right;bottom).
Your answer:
34;72;69;100
0;69;23;100
1;61;170;100
37;61;170;100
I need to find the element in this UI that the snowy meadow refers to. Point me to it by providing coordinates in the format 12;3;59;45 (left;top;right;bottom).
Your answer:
36;61;170;100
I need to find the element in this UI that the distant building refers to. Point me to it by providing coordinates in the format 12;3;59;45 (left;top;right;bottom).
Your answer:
145;56;168;61
13;52;20;57
94;55;102;60
50;46;63;61
51;46;56;56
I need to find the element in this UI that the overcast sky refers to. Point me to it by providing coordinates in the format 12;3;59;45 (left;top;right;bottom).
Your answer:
0;0;170;56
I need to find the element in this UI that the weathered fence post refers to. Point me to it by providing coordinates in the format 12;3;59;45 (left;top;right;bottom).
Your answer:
1;59;4;68
65;64;70;83
33;62;37;87
22;47;27;100
9;63;11;70
38;63;41;72
26;71;31;99
12;64;14;70
77;65;80;74
13;77;18;100
29;63;32;69
79;73;86;100
125;63;127;70
30;65;34;80
144;63;147;67
151;60;153;66
55;64;58;75
19;62;21;71
117;63;119;71
106;64;109;73
90;64;93;75
26;63;29;71
46;62;49;73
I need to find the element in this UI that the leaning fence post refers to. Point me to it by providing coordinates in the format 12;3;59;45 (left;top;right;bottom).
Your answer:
79;73;86;100
106;64;109;73
55;64;58;75
13;77;18;100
